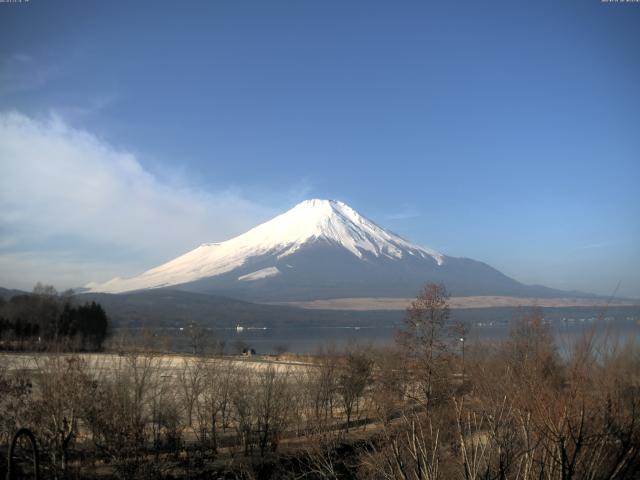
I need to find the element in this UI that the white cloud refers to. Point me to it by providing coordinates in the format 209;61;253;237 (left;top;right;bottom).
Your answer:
0;251;144;292
0;111;276;289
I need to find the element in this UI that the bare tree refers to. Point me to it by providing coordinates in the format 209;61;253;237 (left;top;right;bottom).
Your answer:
307;346;340;426
338;348;373;432
360;411;441;480
508;307;561;385
0;365;33;448
397;283;451;407
83;352;166;479
177;357;205;428
195;359;237;454
253;365;293;456
31;355;94;479
301;427;346;480
230;368;256;456
371;346;410;426
148;360;182;460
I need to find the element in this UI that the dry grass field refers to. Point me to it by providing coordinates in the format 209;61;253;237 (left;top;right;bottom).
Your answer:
1;302;639;479
272;295;639;310
0;351;313;374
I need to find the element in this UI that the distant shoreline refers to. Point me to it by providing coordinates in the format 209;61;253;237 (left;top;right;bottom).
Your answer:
270;296;640;311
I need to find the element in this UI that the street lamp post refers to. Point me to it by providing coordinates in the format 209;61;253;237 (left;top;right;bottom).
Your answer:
459;337;465;383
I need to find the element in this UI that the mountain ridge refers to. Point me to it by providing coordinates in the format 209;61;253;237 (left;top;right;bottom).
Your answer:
86;199;444;294
85;199;591;301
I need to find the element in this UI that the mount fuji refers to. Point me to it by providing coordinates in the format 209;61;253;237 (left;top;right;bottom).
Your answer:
86;199;568;301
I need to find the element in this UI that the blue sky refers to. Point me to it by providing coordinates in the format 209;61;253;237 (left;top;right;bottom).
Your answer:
1;0;639;297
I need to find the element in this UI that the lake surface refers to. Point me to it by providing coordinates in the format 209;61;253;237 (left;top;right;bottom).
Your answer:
223;321;639;354
159;314;640;355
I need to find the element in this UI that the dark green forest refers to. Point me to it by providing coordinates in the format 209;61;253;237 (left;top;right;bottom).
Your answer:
0;284;109;351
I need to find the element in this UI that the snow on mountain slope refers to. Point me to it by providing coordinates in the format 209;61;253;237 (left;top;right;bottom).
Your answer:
86;199;444;293
238;267;281;282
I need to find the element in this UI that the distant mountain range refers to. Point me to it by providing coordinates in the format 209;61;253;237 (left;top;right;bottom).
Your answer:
3;287;637;331
77;289;404;328
86;199;589;302
0;287;25;301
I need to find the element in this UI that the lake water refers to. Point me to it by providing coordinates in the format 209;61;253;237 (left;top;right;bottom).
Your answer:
217;323;640;353
171;316;640;355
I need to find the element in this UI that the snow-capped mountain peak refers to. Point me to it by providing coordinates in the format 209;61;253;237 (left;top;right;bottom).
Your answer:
86;199;443;293
257;199;443;262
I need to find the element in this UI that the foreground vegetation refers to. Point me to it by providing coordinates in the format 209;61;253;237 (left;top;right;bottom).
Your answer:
1;284;638;479
0;284;109;351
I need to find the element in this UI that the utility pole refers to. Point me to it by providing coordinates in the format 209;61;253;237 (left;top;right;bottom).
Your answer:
459;336;465;383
